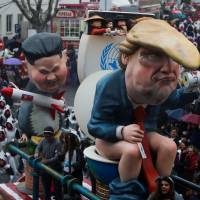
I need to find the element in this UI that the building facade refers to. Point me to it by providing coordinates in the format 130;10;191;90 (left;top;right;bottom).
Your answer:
52;1;99;49
0;0;99;50
0;1;23;40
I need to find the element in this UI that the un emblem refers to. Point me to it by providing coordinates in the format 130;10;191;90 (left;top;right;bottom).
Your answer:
100;42;120;70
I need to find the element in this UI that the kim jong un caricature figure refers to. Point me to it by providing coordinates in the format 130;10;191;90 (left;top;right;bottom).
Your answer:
18;33;69;143
87;18;200;199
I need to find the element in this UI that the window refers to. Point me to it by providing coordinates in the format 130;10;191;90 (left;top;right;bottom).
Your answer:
17;14;23;25
60;19;80;38
6;15;12;32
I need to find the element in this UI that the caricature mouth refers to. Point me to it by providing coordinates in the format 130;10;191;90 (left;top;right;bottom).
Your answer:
152;76;176;82
46;81;57;87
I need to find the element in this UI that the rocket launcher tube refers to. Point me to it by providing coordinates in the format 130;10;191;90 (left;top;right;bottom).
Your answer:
1;87;65;113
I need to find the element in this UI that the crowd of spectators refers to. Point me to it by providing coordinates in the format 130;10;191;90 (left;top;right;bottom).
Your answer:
161;0;200;52
157;118;200;199
0;4;199;199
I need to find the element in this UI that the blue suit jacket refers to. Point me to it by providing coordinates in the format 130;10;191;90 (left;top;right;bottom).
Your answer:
88;69;198;142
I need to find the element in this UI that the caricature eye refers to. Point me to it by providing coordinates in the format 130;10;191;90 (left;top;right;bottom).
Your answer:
146;53;161;62
52;66;59;73
40;70;49;75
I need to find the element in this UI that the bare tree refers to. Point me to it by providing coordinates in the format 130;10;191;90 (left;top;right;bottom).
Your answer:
12;0;59;32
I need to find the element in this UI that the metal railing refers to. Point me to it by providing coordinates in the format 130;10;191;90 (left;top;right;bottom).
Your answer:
8;144;101;200
7;143;200;200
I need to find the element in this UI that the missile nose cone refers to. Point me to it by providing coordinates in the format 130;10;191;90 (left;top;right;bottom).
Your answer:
1;87;13;97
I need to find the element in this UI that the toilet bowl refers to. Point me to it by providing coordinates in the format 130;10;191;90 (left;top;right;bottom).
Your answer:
84;145;118;184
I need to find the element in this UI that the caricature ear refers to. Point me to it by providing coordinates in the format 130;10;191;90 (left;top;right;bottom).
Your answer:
23;60;28;71
121;53;128;65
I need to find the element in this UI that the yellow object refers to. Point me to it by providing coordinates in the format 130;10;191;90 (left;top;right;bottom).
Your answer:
84;15;105;22
31;131;61;144
119;18;200;69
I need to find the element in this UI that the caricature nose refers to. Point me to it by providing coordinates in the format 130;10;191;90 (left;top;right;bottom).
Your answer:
46;73;56;81
160;57;175;73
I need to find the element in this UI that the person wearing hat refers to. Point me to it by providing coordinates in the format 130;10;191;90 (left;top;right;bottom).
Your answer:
148;176;184;200
88;18;200;199
84;15;111;35
34;126;63;200
17;32;69;142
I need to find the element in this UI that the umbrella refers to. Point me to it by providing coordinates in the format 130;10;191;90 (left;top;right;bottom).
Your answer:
181;113;200;125
3;58;22;65
169;10;186;20
165;108;187;121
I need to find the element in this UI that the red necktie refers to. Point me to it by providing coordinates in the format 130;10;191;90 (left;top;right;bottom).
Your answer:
134;106;158;193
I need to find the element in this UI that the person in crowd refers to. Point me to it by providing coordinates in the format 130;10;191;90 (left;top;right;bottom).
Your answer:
0;69;8;84
17;32;69;142
0;126;6;151
104;19;118;36
0;97;6;116
7;35;22;58
148;176;184;200
0;105;12;126
67;44;79;86
174;140;188;175
4;117;20;143
60;130;84;200
0;193;5;200
188;124;200;151
84;15;111;35
88;17;200;199
0;150;21;183
34;126;63;200
2;48;14;60
183;145;198;181
169;128;180;146
188;171;200;200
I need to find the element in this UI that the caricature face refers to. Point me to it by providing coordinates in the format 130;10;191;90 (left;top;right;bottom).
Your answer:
160;180;171;194
117;20;127;27
107;21;113;28
124;47;180;105
26;53;68;94
92;20;102;28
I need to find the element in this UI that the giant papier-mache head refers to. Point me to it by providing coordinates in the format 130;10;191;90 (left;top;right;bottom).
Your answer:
119;18;200;69
22;32;63;65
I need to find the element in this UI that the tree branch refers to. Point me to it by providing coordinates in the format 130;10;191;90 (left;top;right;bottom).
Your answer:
44;0;59;23
12;0;32;21
26;0;36;16
13;0;59;32
37;0;42;11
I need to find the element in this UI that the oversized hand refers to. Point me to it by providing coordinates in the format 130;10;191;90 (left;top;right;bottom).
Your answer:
122;124;144;143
